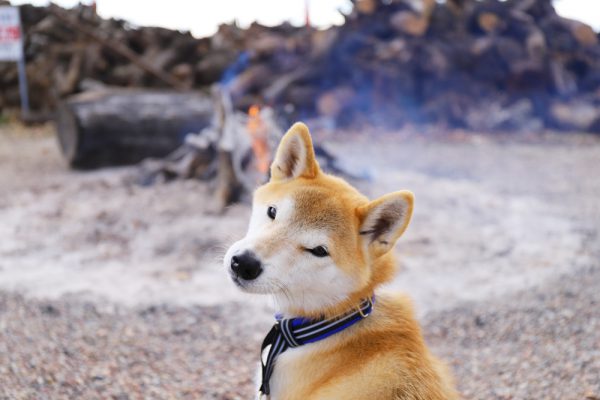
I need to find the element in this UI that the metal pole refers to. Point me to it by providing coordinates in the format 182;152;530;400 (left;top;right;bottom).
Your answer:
17;55;30;118
15;6;30;119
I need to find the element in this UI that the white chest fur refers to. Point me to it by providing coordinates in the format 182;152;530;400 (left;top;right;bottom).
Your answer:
257;341;325;400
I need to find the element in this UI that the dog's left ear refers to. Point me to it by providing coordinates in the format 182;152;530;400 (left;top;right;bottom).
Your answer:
270;122;320;181
357;191;414;259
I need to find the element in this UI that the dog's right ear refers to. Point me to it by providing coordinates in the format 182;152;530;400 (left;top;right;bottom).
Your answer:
270;122;320;181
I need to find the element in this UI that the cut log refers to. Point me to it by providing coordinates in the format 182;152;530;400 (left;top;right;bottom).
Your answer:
354;0;377;15
477;12;503;34
55;89;214;169
390;11;430;37
317;86;357;118
565;19;598;47
550;100;600;132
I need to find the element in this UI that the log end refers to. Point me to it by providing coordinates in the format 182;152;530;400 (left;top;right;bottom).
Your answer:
55;101;81;168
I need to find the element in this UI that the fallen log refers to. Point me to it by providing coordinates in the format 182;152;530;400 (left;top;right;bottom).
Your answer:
55;89;213;169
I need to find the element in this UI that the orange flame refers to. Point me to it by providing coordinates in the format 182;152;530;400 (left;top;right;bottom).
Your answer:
247;105;271;174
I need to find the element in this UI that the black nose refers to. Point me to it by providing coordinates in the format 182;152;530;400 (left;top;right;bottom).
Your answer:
231;251;263;281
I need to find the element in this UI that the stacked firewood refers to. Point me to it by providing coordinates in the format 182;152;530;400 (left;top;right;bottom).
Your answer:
227;0;600;132
1;0;600;132
0;3;241;117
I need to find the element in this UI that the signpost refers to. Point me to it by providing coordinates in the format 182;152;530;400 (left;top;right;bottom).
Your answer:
0;6;29;116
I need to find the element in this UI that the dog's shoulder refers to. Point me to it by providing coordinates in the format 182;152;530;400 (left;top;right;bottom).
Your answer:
366;291;422;338
361;292;459;399
324;292;429;376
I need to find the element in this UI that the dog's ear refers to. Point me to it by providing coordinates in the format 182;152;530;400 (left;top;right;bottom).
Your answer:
357;191;414;258
270;122;320;181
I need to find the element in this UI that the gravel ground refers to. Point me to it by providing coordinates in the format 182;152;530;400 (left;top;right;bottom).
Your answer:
1;265;598;399
426;265;600;400
0;295;262;400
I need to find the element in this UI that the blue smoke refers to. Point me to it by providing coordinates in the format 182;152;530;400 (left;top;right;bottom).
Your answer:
220;51;251;87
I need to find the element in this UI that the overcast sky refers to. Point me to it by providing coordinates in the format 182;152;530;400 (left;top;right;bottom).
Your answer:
10;0;600;38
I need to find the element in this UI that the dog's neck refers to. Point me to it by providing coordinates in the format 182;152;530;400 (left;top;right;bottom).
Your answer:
273;253;396;320
273;287;374;320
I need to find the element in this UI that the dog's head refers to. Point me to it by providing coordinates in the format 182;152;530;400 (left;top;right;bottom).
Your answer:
224;122;413;317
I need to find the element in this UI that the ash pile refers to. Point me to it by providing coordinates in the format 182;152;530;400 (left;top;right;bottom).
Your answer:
1;0;600;132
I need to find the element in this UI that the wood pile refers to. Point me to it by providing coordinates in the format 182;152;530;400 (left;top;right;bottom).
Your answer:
1;0;600;132
0;2;241;118
222;0;600;132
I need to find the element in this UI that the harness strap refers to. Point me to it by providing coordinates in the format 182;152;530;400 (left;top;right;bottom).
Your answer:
259;297;374;396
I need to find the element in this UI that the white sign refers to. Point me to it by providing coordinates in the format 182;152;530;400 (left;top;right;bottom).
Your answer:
0;6;23;61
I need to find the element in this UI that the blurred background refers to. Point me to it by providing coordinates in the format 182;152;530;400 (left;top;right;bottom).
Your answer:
0;0;599;399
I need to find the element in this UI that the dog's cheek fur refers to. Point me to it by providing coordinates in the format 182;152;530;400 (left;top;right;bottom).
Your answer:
252;223;357;312
269;232;357;315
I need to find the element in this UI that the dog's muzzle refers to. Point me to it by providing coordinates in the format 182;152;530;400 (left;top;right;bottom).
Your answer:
230;251;263;281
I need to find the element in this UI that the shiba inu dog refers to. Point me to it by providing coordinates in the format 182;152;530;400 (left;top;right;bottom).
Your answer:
224;123;459;399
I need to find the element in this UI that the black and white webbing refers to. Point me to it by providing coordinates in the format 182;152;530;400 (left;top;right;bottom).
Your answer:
259;297;374;397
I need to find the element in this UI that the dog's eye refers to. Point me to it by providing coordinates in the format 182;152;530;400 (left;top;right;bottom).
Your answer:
308;246;329;257
267;206;277;220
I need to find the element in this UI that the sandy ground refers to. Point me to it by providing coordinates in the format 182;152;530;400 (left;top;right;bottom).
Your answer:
0;123;599;399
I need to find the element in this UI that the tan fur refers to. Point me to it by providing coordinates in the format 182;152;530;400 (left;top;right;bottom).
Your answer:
237;122;459;399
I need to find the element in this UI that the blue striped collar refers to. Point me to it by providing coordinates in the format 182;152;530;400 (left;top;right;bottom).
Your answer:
259;296;375;396
276;296;374;346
